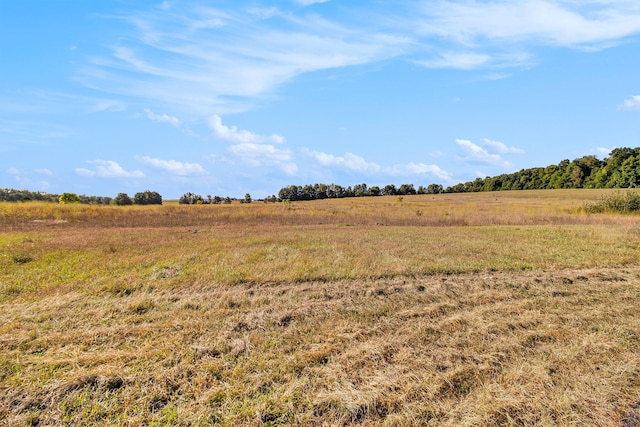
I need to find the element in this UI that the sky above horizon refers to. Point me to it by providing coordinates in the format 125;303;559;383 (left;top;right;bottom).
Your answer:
2;0;640;199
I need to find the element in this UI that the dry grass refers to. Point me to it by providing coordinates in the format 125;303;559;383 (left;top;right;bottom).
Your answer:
1;189;635;230
2;189;640;426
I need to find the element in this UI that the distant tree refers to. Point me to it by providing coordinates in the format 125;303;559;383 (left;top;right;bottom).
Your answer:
398;184;416;195
224;197;232;204
80;195;112;205
354;183;368;197
59;192;81;204
0;189;57;202
134;190;163;205
113;193;133;206
242;193;252;204
179;192;203;205
326;184;344;199
426;184;443;194
382;184;397;196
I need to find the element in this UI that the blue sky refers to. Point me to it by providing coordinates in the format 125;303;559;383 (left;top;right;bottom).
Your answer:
2;0;640;199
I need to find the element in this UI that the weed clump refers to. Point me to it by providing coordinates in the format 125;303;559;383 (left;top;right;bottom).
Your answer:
584;190;640;213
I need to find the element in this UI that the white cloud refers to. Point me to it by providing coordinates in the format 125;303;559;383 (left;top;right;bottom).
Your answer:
310;151;382;174
209;115;285;144
7;168;20;175
480;138;525;154
208;115;295;174
138;156;207;175
144;109;181;127
619;95;640;110
306;149;452;181
76;160;145;178
228;142;298;175
456;139;511;167
387;163;453;181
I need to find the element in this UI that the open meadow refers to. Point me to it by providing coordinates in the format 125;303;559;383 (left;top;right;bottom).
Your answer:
2;189;640;426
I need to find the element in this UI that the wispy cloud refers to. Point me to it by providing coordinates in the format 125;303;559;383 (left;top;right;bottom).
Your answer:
35;168;54;176
138;156;206;175
144;109;181;127
412;1;640;70
76;160;145;178
77;1;640;117
209;115;284;144
414;52;491;70
295;0;330;6
619;95;640;110
306;149;452;181
0;117;73;144
416;1;640;48
80;4;408;116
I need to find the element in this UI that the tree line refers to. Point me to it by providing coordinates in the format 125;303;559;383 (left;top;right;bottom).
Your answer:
276;183;444;201
178;192;253;205
443;147;640;193
3;148;640;204
275;147;640;201
0;189;162;205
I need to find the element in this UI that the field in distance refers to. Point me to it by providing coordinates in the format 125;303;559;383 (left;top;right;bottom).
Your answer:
2;189;640;426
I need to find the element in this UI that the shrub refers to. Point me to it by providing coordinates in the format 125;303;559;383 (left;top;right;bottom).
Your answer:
59;193;81;204
584;190;640;213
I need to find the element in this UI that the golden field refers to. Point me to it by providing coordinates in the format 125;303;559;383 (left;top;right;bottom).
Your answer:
2;189;640;426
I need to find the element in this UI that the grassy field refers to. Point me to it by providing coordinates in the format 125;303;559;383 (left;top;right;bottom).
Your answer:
2;189;640;426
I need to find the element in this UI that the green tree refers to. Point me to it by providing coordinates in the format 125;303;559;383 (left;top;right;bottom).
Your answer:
113;193;133;206
179;192;203;204
353;183;368;197
398;184;416;195
242;193;252;204
59;192;81;204
134;190;163;205
382;184;397;196
426;184;443;194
